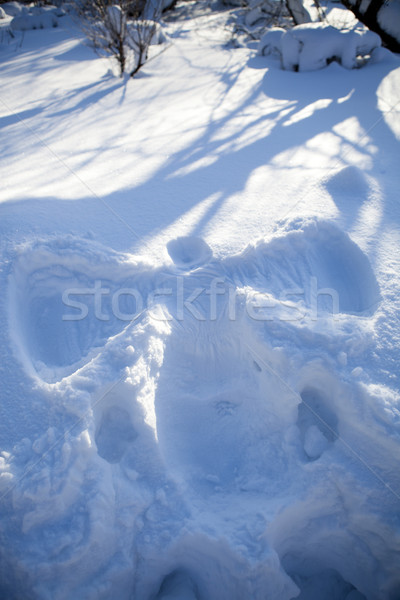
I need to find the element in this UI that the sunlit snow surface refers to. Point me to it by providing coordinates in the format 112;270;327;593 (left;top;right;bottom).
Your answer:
0;2;400;599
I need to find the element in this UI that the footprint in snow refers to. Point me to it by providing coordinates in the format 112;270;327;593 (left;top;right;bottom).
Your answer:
297;387;338;460
155;570;198;600
166;236;213;270
95;406;137;464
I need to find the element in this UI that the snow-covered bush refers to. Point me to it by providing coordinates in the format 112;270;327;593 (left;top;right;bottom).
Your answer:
243;0;281;28
341;0;400;53
11;7;60;31
258;26;285;56
258;22;381;71
245;6;266;28
0;2;23;18
377;0;400;47
225;0;291;49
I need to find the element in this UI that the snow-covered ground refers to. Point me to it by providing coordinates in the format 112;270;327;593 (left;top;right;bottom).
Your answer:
0;2;400;599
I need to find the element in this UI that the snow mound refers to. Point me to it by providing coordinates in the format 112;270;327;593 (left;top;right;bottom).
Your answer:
377;0;400;46
11;6;60;31
258;23;381;71
1;1;22;17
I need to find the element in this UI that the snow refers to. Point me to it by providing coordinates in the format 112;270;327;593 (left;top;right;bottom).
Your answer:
127;19;169;48
166;236;213;268
11;6;61;31
258;22;382;71
303;423;329;459
1;2;23;17
107;4;124;34
286;0;312;24
377;0;400;45
0;2;400;599
155;570;198;599
258;26;285;57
